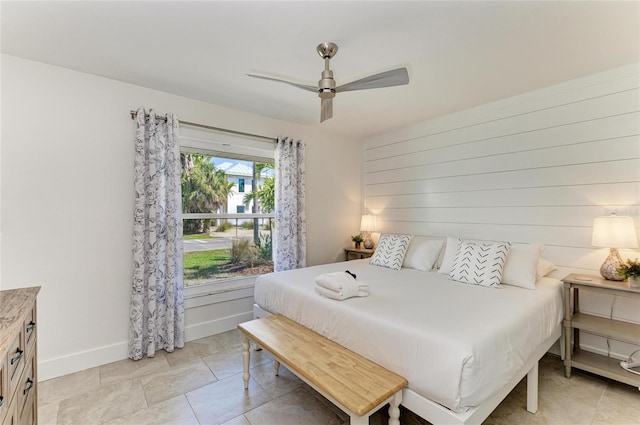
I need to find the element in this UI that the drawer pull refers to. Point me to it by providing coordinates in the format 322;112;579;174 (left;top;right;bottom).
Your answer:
23;378;34;395
11;348;24;365
26;321;36;333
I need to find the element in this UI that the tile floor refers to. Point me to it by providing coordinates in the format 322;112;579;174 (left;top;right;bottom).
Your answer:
38;330;640;425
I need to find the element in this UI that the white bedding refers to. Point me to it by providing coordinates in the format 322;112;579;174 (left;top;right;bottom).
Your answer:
253;259;563;413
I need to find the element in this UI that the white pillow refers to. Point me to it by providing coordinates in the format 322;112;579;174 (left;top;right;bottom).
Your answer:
437;237;461;275
449;240;511;288
370;233;412;271
402;237;444;271
501;243;542;289
537;257;556;279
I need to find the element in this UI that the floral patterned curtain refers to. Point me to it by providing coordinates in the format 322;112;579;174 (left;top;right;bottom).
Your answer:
274;137;306;271
129;107;185;360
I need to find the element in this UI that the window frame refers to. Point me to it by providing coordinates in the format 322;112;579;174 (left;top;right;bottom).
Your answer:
179;134;275;298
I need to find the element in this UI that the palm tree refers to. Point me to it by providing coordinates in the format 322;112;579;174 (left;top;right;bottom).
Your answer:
181;154;235;233
244;162;275;244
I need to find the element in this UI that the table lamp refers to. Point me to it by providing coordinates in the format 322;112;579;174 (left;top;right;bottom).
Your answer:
592;214;639;281
360;214;377;249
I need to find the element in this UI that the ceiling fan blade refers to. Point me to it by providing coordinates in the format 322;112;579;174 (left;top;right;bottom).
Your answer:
335;68;409;93
246;74;318;93
320;98;333;122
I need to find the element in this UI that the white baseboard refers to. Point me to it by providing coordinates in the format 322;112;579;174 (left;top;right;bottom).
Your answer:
39;340;128;382
38;310;253;382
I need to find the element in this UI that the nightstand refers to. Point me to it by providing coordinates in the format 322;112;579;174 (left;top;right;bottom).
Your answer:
562;273;640;389
344;247;374;261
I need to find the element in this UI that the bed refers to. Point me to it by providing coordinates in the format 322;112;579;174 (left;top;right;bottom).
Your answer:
253;258;563;424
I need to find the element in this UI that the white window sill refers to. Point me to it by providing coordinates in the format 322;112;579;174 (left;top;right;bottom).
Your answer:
184;276;256;309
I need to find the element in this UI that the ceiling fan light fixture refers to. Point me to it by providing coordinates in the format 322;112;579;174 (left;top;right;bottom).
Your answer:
319;89;335;99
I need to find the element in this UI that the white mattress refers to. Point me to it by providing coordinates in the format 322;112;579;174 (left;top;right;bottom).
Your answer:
253;259;563;413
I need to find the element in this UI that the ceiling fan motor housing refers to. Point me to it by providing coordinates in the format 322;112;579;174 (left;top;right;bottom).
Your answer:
318;68;336;99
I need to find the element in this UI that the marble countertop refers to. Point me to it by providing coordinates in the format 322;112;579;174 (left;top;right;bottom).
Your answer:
0;286;40;359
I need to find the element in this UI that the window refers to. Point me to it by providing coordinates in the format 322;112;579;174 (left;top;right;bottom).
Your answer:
181;151;275;287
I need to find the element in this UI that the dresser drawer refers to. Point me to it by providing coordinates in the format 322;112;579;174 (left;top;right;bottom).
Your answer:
23;306;37;357
0;395;16;425
0;354;7;424
6;333;25;398
17;353;36;425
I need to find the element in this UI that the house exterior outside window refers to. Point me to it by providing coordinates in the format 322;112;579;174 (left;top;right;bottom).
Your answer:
216;162;257;220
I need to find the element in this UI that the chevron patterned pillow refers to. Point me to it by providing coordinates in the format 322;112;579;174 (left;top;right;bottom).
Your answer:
449;240;511;288
370;233;412;270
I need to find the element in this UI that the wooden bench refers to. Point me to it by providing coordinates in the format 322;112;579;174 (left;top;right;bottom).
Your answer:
238;314;408;425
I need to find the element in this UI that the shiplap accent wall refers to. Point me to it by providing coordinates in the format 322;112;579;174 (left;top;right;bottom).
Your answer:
363;63;640;359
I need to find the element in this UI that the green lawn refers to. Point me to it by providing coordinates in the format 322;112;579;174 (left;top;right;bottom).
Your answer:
183;249;231;284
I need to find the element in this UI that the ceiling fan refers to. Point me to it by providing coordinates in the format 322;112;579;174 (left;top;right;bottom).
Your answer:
247;42;410;123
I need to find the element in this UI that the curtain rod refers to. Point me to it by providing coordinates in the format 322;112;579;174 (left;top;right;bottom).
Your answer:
129;110;276;143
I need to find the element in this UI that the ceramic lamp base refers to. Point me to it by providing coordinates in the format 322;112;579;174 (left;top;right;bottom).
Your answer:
363;233;374;250
599;248;625;281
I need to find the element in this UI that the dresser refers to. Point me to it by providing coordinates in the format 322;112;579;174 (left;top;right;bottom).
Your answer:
0;287;40;425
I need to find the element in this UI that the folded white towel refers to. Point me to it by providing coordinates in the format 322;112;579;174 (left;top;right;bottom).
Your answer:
315;284;368;301
315;271;358;292
314;271;369;300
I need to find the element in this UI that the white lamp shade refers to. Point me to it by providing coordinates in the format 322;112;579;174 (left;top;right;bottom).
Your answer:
592;215;639;248
360;214;377;232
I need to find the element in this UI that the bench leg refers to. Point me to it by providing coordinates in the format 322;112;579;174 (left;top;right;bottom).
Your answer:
273;359;280;376
241;333;250;389
388;391;402;425
348;414;368;425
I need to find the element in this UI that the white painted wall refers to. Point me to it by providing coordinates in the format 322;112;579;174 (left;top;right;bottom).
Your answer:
363;63;640;360
0;54;362;380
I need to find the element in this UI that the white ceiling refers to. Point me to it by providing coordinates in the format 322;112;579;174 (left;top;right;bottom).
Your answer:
2;1;639;140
